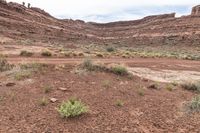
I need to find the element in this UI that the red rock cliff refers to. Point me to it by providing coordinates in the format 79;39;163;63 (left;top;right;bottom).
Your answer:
191;5;200;15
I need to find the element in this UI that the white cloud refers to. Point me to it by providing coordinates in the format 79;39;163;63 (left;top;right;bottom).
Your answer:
6;0;199;22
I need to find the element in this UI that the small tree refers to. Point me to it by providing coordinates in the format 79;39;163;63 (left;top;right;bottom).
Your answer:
22;2;25;6
28;3;31;8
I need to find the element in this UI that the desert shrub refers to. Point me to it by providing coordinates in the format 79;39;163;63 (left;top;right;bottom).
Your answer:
20;63;47;71
82;58;94;71
39;97;48;106
57;98;88;118
0;58;13;72
96;53;104;58
64;52;71;57
138;89;145;96
72;52;77;57
111;65;128;76
20;50;33;57
14;70;31;80
78;52;84;57
116;100;124;107
43;85;52;93
166;84;173;91
102;80;110;88
106;47;115;52
41;50;52;57
187;95;200;112
181;81;200;92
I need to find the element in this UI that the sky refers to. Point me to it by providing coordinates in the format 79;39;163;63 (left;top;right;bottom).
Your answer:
7;0;199;23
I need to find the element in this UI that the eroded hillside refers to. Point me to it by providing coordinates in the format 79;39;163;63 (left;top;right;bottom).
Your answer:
0;1;200;45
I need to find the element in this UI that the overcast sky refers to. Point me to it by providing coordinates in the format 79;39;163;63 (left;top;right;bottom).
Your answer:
7;0;199;23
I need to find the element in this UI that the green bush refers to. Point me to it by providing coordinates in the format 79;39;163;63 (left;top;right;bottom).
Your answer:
82;58;94;71
182;81;200;92
106;47;115;52
20;50;33;57
111;65;128;75
116;100;124;107
188;95;200;112
58;98;88;118
41;50;52;57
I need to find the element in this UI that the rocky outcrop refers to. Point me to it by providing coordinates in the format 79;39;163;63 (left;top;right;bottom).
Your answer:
31;7;52;17
90;13;175;27
0;2;200;47
191;5;200;16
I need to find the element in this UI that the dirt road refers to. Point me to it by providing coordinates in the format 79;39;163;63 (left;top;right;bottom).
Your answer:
6;57;200;70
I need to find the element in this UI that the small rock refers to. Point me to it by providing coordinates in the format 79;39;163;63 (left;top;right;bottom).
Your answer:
50;98;58;103
91;82;96;85
6;82;16;87
58;87;68;91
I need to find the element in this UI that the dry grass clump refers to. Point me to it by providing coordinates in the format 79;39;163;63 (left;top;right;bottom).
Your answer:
0;57;13;72
106;47;115;52
13;63;48;80
39;97;48;106
181;81;200;92
41;50;52;57
111;65;129;76
80;59;130;76
14;70;32;80
186;95;200;112
20;50;33;57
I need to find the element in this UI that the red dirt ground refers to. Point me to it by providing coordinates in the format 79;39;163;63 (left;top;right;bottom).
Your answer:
0;60;200;133
0;1;200;133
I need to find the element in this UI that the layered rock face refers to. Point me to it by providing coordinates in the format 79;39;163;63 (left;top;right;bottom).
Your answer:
0;1;200;47
191;5;200;16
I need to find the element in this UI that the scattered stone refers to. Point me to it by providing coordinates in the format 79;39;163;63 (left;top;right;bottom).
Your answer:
6;82;16;87
58;87;71;92
59;87;67;91
50;98;58;103
91;82;96;85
